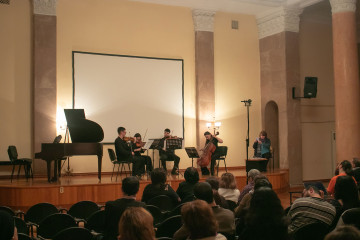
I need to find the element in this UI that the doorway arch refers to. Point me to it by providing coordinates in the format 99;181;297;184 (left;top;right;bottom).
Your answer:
265;101;279;169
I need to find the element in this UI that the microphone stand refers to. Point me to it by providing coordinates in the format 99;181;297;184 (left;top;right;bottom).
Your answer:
241;99;252;183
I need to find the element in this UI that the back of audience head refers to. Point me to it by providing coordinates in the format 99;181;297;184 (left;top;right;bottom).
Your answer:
352;157;360;168
219;172;237;190
118;207;155;240
206;176;220;190
150;168;167;185
0;211;17;240
325;225;360;240
334;175;359;210
302;185;323;198
122;176;140;196
194;182;214;204
184;167;199;184
253;175;272;190
248;169;261;183
340;160;353;175
181;200;218;239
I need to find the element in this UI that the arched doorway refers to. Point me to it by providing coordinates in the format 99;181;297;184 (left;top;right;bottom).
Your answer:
265;101;279;169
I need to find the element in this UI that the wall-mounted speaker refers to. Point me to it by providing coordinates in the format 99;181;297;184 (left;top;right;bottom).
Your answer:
304;77;317;98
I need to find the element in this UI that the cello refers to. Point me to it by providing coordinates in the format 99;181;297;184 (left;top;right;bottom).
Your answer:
197;132;219;167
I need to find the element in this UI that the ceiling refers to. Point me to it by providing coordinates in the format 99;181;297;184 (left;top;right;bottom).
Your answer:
130;0;326;17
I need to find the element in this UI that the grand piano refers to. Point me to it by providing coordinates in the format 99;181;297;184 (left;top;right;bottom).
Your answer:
35;109;104;182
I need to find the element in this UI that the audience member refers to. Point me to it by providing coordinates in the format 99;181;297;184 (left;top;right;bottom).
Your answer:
176;167;199;202
327;160;355;195
352;157;360;183
238;169;260;203
218;172;240;203
181;200;226;240
325;225;360;240
173;182;235;240
104;176;145;240
206;176;229;209
0;210;17;240
334;175;360;212
240;187;289;240
118;207;155;240
141;168;180;205
287;185;336;235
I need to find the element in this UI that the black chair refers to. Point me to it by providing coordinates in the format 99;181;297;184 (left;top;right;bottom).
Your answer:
53;227;93;240
147;195;174;213
108;148;131;180
226;200;237;212
17;233;32;240
155;215;182;238
66;200;100;224
292;222;330;240
14;216;29;235
7;145;33;181
23;202;59;236
339;207;360;230
216;146;228;176
167;203;185;218
0;206;15;216
37;213;77;239
146;205;164;225
85;209;106;234
181;194;195;204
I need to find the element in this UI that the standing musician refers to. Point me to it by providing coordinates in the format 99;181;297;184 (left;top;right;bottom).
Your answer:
200;131;223;176
114;127;145;177
132;133;153;173
158;128;181;175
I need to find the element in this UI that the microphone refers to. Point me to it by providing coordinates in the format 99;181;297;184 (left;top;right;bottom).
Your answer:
241;99;252;103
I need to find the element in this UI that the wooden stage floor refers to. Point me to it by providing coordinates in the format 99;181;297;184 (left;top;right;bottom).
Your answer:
0;168;290;211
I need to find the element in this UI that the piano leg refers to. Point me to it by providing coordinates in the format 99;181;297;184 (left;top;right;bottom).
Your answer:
46;161;52;182
53;160;58;181
97;154;102;182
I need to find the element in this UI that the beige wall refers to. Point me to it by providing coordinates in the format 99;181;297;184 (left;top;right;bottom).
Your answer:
299;19;336;180
0;0;32;173
0;0;262;175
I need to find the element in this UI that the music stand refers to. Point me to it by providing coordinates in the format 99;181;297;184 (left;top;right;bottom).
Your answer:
149;138;162;168
185;147;200;167
165;138;183;176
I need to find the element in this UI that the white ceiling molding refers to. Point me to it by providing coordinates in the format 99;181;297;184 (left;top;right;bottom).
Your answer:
192;9;216;32
257;5;303;39
33;0;57;16
330;0;356;13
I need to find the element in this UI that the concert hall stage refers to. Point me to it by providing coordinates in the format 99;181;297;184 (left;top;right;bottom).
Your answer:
0;168;289;211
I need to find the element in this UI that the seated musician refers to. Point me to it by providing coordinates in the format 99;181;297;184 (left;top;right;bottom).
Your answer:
132;133;153;173
201;131;223;176
158;128;180;175
114;127;145;177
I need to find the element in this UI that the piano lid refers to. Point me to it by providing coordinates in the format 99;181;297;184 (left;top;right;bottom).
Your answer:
64;109;104;143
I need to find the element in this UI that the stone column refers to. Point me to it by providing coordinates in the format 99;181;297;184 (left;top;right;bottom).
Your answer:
192;10;216;148
330;0;360;163
257;6;303;185
33;0;57;175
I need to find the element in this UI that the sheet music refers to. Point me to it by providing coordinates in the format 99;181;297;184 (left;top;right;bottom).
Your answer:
143;140;153;150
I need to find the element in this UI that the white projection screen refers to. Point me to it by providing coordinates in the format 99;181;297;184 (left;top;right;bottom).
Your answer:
73;51;184;143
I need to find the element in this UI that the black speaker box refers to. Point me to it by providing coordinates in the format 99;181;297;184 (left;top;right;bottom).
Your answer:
304;77;317;98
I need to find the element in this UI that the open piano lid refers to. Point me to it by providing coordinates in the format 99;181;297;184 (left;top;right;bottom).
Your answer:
64;109;104;143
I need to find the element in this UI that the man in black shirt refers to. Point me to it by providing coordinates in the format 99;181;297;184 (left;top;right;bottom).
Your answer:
158;128;180;175
104;176;146;240
201;131;223;176
114;127;144;177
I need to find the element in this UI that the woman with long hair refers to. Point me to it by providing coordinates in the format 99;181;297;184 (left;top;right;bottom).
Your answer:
118;207;155;240
218;172;240;203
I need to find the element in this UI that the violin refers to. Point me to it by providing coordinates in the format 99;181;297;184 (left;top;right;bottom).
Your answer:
123;137;135;142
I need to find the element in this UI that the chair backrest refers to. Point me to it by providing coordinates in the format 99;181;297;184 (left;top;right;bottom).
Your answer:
14;216;29;235
146;205;164;225
168;203;185;218
293;222;330;240
25;202;59;225
147;195;174;212
85;210;106;233
181;194;195;204
37;213;77;239
17;233;32;240
53;227;93;240
341;207;360;230
108;149;117;162
68;200;99;221
226;200;237;212
155;215;182;238
0;206;15;216
8;146;18;161
217;146;228;157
